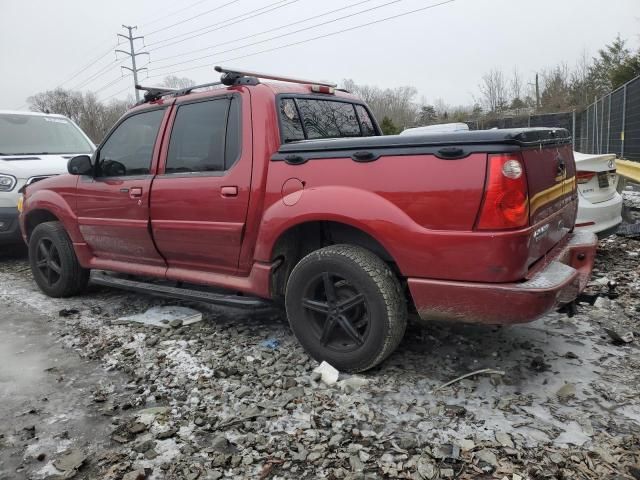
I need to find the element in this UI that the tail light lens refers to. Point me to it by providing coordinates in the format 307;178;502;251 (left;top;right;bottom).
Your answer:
576;171;596;184
476;154;529;230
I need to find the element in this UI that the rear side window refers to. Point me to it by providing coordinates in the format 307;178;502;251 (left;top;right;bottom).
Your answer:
279;98;377;142
355;105;376;136
280;99;305;143
165;96;241;174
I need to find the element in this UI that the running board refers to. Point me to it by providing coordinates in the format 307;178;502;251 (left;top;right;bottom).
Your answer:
90;271;270;308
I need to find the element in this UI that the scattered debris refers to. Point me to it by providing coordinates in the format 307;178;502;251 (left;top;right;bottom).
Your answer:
604;328;634;345
1;199;639;479
529;355;551;372
259;338;280;349
556;383;577;402
313;360;339;385
495;432;514;448
115;306;203;328
53;448;86;474
474;448;498;467
432;368;505;392
337;376;369;393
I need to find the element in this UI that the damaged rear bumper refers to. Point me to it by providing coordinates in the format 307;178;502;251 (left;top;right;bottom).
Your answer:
408;231;598;325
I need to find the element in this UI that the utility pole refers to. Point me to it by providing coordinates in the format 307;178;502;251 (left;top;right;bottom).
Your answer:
528;73;540;112
116;25;149;102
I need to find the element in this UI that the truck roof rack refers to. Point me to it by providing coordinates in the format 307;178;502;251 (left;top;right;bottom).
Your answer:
135;81;224;103
134;67;337;105
215;66;337;88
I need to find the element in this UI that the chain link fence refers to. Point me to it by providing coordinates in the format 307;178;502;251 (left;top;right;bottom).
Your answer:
575;74;640;161
465;74;640;162
467;111;575;133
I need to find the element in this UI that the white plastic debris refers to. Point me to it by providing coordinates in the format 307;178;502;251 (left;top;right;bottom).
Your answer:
313;361;339;385
116;306;202;329
337;376;369;393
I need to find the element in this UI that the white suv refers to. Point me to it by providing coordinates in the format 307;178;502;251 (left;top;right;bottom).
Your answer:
0;110;94;244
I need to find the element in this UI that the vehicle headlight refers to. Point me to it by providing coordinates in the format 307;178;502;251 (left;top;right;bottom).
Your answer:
0;174;17;192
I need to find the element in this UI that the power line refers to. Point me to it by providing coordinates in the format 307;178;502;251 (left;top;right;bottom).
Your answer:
149;0;404;73
145;0;295;50
101;81;134;102
146;0;455;80
152;0;375;64
55;43;118;88
141;0;211;28
145;0;241;36
94;75;130;95
70;58;124;91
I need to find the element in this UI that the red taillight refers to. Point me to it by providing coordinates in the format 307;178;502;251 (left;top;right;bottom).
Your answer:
576;171;596;184
477;154;529;230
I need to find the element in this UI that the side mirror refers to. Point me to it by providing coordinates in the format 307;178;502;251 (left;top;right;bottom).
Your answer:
67;155;93;175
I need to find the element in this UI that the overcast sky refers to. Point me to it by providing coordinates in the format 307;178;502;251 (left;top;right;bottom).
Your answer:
1;0;638;110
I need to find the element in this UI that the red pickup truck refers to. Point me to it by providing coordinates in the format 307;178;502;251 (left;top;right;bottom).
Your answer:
19;67;597;372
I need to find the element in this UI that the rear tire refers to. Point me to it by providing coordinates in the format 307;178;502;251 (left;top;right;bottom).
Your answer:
285;245;407;372
29;221;89;297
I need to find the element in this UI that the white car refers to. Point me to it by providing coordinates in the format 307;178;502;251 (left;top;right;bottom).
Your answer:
0;110;95;244
574;151;623;237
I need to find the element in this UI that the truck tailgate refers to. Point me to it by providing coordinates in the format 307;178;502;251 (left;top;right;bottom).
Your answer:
522;143;577;266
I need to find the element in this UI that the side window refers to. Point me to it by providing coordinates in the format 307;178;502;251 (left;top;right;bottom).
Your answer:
355;105;377;136
297;99;361;139
280;99;305;143
165;99;230;174
97;109;165;177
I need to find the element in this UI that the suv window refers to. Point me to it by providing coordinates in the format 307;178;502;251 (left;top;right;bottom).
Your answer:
278;98;377;142
97;109;165;177
165;97;241;174
0;114;93;155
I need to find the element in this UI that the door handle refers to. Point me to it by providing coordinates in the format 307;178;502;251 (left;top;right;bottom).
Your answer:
129;187;143;198
221;186;238;197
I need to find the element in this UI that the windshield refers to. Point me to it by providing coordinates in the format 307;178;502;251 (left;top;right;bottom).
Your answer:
0;114;93;155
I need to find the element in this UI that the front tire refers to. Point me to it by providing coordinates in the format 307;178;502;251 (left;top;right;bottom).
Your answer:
285;245;407;372
29;221;89;297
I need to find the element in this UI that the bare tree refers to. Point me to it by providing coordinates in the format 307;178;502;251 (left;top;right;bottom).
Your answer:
28;88;84;123
162;75;196;89
342;79;418;129
540;64;572;112
479;69;509;114
510;68;526;109
27;88;129;143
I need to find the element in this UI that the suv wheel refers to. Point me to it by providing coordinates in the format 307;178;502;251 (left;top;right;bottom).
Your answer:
29;221;89;297
285;245;407;372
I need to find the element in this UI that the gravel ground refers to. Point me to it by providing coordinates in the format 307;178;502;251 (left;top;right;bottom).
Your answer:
0;202;639;479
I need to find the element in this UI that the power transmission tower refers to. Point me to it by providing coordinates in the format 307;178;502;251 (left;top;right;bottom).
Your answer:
116;25;149;102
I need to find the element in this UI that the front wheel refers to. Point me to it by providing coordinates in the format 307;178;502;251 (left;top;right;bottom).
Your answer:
29;221;89;297
285;245;407;372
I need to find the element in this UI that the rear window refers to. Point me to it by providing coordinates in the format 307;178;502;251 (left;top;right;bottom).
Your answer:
0;114;93;155
279;98;377;143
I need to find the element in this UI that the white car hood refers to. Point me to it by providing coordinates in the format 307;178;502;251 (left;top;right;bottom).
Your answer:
0;154;80;179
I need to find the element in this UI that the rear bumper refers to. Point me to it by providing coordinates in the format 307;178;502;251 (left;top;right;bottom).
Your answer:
576;192;623;236
408;230;598;325
0;207;22;244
